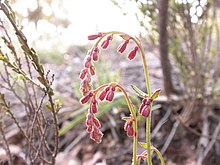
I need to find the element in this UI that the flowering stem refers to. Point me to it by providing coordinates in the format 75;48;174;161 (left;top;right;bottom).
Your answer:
132;39;152;165
92;83;138;164
116;84;138;165
93;31;128;48
85;31;158;165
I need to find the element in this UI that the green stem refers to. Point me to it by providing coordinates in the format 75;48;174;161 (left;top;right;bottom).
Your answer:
132;39;152;165
154;148;165;165
116;84;138;165
92;82;138;165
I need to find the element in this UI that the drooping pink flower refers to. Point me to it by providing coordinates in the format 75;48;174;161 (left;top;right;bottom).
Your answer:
101;34;113;49
80;92;93;104
106;90;114;102
91;46;99;61
107;34;113;41
99;90;107;101
86;113;94;126
117;40;129;53
140;105;150;117
80;95;90;104
101;39;110;49
88;34;99;40
84;56;92;68
92;117;101;128
124;120;134;137
86;111;103;143
87;32;104;40
128;46;139;60
90;127;103;143
138;97;152;118
106;86;116;102
91;99;98;114
79;68;88;79
98;86;110;101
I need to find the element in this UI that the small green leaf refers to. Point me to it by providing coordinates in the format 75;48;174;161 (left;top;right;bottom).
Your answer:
138;142;148;149
45;104;52;111
151;89;161;100
17;74;24;80
0;54;4;60
37;76;44;84
131;85;148;98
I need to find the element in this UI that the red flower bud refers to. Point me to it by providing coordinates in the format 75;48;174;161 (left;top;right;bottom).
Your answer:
101;39;110;49
93;117;101;128
105;86;110;92
91;99;98;114
106;90;114;102
84;60;92;68
89;92;93;97
124;120;132;131
80;92;93;104
90;127;103;143
80;94;90;104
127;126;134;137
87;125;93;133
88;34;99;40
124;121;134;137
87;32;103;40
138;103;145;114
128;46;138;60
107;34;113;41
99;90;107;101
92;46;99;61
86;113;93;126
79;68;88;79
140;105;150;118
117;40;129;53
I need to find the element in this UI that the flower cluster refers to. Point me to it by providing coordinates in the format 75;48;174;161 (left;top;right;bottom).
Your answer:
86;111;103;143
79;32;142;143
122;115;135;137
79;32;139;96
138;97;153;118
80;83;118;143
79;31;164;164
98;86;116;102
80;91;103;143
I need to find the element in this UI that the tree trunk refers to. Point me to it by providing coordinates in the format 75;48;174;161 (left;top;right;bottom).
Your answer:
158;0;174;96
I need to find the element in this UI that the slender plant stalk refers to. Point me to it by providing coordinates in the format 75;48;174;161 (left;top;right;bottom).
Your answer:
92;83;138;164
133;38;152;165
95;31;153;164
116;84;138;165
154;148;165;165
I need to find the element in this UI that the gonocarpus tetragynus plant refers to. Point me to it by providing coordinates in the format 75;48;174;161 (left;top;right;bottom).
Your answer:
79;31;165;165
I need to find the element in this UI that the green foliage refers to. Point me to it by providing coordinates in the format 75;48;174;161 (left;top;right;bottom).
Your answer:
113;0;220;103
0;1;60;163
